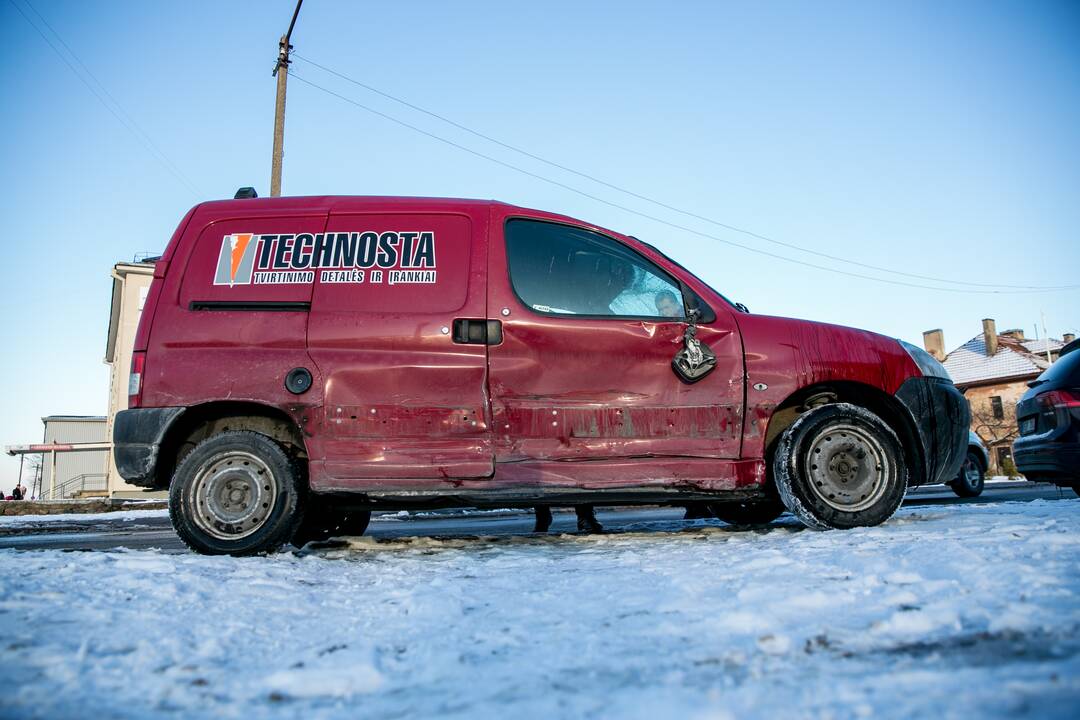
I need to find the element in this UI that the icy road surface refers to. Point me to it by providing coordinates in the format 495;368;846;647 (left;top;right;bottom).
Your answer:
2;500;1079;720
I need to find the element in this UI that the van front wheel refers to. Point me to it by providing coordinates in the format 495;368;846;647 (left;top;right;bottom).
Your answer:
773;403;907;530
169;431;305;555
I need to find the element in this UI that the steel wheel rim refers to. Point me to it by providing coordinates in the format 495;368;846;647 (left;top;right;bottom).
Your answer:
189;451;277;541
963;457;982;486
804;423;890;512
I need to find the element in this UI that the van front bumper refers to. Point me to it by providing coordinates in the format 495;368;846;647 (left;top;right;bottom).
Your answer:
894;377;970;486
113;407;185;488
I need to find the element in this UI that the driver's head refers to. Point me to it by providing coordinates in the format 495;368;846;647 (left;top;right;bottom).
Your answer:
655;290;681;318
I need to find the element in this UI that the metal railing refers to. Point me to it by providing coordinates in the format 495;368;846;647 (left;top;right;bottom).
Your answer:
48;473;107;500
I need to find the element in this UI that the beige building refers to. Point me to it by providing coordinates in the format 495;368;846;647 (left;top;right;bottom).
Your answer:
104;259;157;497
37;416;109;499
923;319;1074;475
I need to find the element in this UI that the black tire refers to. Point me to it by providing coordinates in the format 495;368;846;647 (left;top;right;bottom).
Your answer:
949;450;985;498
773;403;907;530
291;499;371;548
169;431;306;556
708;497;785;526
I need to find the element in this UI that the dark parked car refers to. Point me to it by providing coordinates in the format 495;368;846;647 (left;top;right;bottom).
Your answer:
1014;338;1080;494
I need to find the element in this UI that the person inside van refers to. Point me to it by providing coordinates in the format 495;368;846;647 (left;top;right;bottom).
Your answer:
654;290;683;318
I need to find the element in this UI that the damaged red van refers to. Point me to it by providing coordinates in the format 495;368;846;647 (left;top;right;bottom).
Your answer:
113;193;969;555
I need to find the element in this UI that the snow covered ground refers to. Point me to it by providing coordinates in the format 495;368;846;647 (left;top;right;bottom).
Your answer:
1;499;1078;719
0;508;167;526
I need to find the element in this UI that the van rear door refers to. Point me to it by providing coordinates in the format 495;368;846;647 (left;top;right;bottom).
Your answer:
306;206;494;483
159;212;326;407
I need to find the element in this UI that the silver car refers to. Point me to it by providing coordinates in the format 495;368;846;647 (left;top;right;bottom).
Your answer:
948;430;990;497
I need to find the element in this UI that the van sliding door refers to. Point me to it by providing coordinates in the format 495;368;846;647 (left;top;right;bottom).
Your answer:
306;209;494;485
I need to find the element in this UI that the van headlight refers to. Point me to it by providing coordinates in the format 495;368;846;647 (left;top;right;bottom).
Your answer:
898;340;952;381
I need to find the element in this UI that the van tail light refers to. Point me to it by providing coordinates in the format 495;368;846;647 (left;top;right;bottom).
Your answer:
128;351;146;408
1038;389;1080;410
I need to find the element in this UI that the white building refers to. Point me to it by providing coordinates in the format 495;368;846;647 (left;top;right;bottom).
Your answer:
37;416;109;499
104;259;157;497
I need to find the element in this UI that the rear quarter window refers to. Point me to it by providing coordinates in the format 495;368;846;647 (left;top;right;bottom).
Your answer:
179;216;326;308
177;213;471;314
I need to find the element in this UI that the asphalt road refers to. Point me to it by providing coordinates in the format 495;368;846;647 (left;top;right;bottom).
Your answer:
1;481;1073;553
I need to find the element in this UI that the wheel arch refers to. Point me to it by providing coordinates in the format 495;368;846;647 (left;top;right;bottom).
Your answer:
153;401;309;489
968;444;988;473
763;381;926;487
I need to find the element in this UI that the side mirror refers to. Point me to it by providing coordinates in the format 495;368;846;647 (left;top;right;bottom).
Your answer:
671;309;717;384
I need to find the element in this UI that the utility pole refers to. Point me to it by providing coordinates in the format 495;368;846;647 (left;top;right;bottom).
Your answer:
1041;311;1052;365
270;0;304;197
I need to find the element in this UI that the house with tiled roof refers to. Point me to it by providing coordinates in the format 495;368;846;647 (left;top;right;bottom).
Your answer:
922;319;1075;474
1021;337;1065;358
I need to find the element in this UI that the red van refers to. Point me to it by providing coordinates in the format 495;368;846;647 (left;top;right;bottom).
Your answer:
113;194;969;555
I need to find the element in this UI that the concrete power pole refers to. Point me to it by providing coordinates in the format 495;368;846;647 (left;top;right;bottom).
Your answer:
270;0;304;197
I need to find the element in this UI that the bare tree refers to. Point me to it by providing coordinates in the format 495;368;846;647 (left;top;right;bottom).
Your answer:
970;404;1018;447
969;396;1021;476
22;454;43;499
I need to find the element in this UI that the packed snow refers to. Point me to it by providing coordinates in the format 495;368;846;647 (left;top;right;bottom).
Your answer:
0;508;167;526
1;499;1078;719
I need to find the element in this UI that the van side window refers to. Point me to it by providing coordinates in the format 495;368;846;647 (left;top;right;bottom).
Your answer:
505;219;685;319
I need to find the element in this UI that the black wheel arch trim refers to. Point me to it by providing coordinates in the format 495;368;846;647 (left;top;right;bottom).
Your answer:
893;377;970;487
113;407;187;488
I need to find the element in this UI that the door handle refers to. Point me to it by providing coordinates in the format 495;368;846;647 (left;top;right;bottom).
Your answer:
452;319;503;345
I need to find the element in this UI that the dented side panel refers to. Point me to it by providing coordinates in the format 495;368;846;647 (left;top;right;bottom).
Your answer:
485;206;746;490
736;313;922;460
313;457;767;494
305;208;494;482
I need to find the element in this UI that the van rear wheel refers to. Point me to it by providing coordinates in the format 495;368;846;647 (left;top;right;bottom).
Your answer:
773;403;907;530
169;431;305;556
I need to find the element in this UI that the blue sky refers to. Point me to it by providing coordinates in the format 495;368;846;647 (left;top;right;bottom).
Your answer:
1;0;1078;487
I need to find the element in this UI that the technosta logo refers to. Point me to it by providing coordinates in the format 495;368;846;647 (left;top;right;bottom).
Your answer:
213;231;438;286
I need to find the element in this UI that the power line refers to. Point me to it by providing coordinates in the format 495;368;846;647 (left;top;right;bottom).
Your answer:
292;54;1079;293
10;0;202;198
289;72;1067;296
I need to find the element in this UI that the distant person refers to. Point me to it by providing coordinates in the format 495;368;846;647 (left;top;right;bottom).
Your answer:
533;505;604;534
654;290;682;318
11;485;23;501
574;505;603;533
